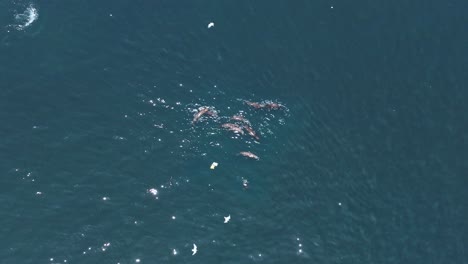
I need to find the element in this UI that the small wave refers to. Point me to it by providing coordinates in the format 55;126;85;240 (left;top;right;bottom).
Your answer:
14;4;38;30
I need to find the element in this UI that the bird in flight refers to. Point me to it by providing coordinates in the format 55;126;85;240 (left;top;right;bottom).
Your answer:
192;244;197;255
224;215;231;223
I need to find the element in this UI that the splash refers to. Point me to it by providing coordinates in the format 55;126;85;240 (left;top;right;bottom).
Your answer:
14;4;38;30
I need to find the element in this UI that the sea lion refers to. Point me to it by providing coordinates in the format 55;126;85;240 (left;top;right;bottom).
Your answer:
239;151;259;160
246;100;283;110
264;102;282;110
245;101;265;109
243;125;260;140
192;107;216;124
231;115;250;124
222;123;244;135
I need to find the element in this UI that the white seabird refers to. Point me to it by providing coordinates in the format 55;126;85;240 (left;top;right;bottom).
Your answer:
192;244;197;255
224;215;231;224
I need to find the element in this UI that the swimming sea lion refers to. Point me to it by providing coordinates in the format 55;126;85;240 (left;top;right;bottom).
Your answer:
246;100;283;110
245;101;265;109
264;102;282;110
231;115;250;124
243;125;260;140
192;107;216;124
222;123;244;135
239;151;259;160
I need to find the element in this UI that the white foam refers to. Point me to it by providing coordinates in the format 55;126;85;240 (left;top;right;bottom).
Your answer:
15;4;38;30
148;188;158;196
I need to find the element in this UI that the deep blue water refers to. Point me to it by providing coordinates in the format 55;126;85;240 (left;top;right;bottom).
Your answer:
1;1;467;263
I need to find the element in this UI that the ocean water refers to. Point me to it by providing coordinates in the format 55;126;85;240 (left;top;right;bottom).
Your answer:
1;1;467;263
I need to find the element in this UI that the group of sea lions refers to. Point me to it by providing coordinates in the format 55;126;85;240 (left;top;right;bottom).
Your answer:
192;100;284;160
